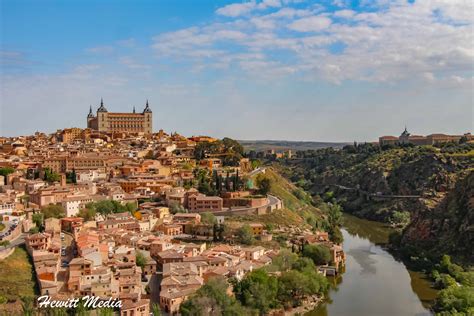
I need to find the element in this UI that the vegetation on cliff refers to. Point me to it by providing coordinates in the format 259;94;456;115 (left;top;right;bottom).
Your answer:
281;142;472;223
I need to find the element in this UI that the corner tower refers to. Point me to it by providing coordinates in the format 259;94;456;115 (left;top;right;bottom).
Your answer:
143;100;153;134
96;98;109;133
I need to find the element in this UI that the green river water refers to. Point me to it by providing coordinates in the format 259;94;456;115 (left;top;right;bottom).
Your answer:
308;214;438;316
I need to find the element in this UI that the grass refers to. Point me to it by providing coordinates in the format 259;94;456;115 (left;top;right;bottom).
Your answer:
0;247;37;302
227;208;305;228
241;167;326;229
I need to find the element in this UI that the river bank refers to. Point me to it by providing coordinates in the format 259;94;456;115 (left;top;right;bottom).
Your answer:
307;214;438;316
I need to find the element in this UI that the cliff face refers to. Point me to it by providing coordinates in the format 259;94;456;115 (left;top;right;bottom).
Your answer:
280;144;474;261
401;172;474;262
285;146;471;222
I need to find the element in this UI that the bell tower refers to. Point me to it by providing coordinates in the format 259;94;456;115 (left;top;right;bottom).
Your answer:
143;100;153;134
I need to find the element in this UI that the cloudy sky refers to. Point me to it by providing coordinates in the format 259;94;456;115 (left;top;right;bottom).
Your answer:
1;0;472;141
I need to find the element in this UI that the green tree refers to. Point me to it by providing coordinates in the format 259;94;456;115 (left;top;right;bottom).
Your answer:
292;257;317;273
181;276;246;316
435;284;474;315
390;211;410;227
234;269;278;314
41;204;65;219
136;251;146;269
327;203;343;227
277;269;329;308
237;224;254;245
201;212;217;225
271;249;298;272
43;168;61;183
29;227;40;234
77;207;96;221
169;201;187;214
151;303;162;316
256;175;272;195
32;212;44;230
302;244;332;265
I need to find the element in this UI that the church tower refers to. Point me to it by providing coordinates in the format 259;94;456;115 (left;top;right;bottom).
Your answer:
87;105;97;129
143;100;153;134
96;98;109;133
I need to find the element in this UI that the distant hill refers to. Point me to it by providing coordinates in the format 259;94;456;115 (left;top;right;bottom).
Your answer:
239;140;349;152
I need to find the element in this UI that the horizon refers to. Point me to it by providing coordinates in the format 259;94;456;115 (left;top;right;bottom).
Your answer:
1;0;473;141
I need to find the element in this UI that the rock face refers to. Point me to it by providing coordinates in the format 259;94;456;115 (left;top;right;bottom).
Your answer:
288;147;470;222
402;172;474;262
281;144;473;261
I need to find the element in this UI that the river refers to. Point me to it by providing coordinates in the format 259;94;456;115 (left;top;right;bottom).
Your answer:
308;214;438;316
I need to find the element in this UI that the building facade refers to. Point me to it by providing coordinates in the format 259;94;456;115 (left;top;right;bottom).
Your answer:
379;127;472;146
87;99;153;134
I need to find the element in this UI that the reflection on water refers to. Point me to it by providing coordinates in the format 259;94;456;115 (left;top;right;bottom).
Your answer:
308;214;437;316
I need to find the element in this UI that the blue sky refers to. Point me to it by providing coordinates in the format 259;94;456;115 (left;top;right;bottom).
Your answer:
1;0;473;141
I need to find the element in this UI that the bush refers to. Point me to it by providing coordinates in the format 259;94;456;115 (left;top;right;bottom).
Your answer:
237;224;254;245
302;244;332;265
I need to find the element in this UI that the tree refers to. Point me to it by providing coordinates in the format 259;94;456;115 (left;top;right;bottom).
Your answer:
271;249;298;272
201;212;217;225
327;203;343;227
151;303;162;316
29;227;40;234
66;169;77;184
234;170;240;191
435;284;474;314
86;200;130;215
77;207;96;221
256;175;272;195
302;244;332;265
136;251;146;269
234;269;278;314
43;168;61;183
277;269;329;308
169;201;187;214
237;224;254;245
181;276;246;316
390;211;410;227
292;257;317;273
41;204;65;219
225;172;231;191
32;213;44;230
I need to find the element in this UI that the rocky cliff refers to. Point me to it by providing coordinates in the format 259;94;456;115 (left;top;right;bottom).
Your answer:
401;172;474;262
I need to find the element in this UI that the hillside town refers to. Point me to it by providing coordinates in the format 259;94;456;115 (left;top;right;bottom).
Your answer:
0;103;345;315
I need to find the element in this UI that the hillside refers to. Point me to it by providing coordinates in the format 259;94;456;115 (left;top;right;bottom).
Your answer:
228;167;327;229
0;247;37;314
402;172;474;263
277;142;474;261
281;144;473;221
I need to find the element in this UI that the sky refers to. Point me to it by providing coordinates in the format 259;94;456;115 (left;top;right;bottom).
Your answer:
1;0;473;142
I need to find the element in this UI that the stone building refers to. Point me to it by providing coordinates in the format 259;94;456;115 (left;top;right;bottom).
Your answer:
87;99;152;134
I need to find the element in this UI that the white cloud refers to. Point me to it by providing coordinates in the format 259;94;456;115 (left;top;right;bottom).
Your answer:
216;1;257;17
333;9;355;18
118;57;150;70
287;15;332;32
216;0;282;17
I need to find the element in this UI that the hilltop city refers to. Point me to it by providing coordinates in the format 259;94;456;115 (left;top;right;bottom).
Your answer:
0;101;346;315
